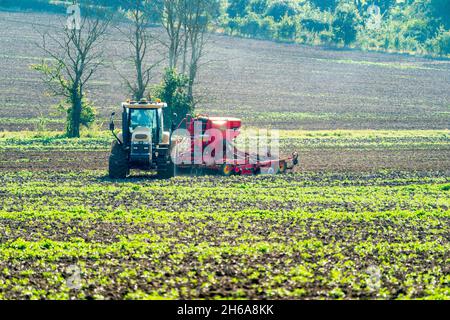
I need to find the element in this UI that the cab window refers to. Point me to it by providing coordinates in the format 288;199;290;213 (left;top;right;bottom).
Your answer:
129;109;158;140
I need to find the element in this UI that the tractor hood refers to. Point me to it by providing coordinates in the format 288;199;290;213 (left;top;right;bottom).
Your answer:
131;127;152;143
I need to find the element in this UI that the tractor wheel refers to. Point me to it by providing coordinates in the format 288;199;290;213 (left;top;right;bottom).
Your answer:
109;141;129;179
221;164;234;177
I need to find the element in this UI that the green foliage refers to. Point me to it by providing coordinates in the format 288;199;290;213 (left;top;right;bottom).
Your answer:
79;99;96;128
277;14;297;41
319;29;334;45
57;98;97;136
266;0;296;22
301;18;330;34
226;17;241;35
226;0;250;18
30;62;69;92
117;0;164;24
258;15;276;38
227;12;276;39
402;19;433;43
219;0;450;56
431;28;450;55
0;0;65;13
240;12;260;36
249;0;269;14
309;0;338;11
0;0;122;13
31;62;96;138
355;0;450;55
153;68;194;128
331;1;361;46
428;0;450;29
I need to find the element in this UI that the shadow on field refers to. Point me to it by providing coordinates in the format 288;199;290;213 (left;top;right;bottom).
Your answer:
96;168;202;183
97;173;159;183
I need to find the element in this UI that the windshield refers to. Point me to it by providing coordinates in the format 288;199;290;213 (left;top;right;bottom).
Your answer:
129;109;158;140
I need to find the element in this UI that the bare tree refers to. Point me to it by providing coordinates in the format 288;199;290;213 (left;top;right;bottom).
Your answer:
182;0;219;100
117;0;162;100
161;0;185;69
32;2;113;138
159;0;219;100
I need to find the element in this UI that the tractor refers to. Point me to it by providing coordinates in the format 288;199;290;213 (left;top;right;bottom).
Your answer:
109;99;299;179
108;99;176;179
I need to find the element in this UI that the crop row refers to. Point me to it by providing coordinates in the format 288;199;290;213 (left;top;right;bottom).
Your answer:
0;171;448;214
0;130;448;152
3;169;449;186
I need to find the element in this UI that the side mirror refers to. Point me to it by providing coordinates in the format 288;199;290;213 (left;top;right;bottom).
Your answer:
109;112;116;131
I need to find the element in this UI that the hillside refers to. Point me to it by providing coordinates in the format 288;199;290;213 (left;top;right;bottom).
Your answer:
0;11;449;131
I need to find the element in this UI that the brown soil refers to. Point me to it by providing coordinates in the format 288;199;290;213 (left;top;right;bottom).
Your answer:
0;11;449;130
1;148;448;173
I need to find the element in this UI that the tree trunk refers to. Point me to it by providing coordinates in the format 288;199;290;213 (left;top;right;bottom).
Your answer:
188;64;196;101
188;41;198;101
135;24;144;101
182;24;188;74
135;51;144;100
67;89;82;138
169;40;177;69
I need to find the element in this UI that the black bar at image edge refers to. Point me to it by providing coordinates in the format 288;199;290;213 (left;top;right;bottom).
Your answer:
0;300;444;318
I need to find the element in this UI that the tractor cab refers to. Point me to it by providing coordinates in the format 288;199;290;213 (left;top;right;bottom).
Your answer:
108;99;175;179
122;100;168;146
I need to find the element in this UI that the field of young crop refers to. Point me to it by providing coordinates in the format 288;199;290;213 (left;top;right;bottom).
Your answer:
0;129;448;300
0;170;449;300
